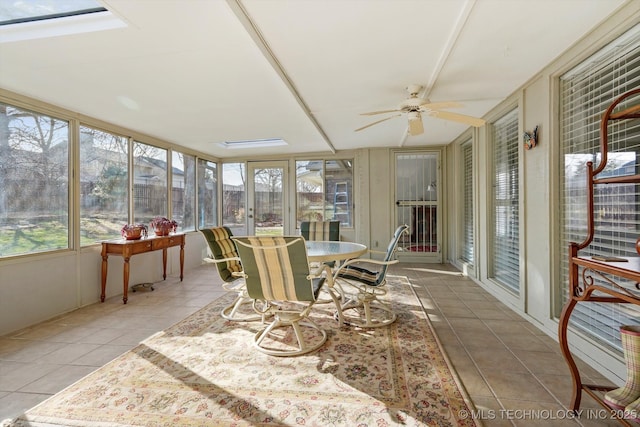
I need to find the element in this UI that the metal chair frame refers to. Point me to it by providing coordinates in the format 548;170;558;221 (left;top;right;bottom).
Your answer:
334;224;409;328
200;227;262;322
233;236;342;356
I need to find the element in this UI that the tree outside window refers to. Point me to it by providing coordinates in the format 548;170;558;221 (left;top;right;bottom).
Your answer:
0;103;69;257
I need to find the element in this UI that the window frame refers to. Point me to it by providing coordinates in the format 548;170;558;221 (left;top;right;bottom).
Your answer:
489;107;521;295
557;24;640;352
295;158;354;229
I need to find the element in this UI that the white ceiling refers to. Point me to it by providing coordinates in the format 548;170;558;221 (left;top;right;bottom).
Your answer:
0;0;630;158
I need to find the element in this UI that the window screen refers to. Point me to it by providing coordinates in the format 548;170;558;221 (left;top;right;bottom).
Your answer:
461;140;474;265
559;24;640;350
491;109;520;294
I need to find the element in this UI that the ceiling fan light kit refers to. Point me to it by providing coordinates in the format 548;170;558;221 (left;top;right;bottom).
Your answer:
356;84;486;136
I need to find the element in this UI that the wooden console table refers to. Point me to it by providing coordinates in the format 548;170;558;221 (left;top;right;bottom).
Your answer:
101;233;185;304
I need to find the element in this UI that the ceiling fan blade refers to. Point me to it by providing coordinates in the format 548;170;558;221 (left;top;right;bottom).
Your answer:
355;114;401;132
360;109;401;116
408;117;424;136
428;110;486;127
419;101;463;110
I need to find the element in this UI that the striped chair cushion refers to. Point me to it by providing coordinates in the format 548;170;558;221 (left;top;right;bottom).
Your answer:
337;264;381;286
233;236;323;302
200;227;243;282
301;221;340;241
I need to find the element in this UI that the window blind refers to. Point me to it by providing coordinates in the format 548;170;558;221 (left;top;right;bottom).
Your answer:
491;109;520;293
559;24;640;351
461;141;474;265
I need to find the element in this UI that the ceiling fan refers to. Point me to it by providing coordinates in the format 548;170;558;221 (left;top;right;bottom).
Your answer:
355;84;486;136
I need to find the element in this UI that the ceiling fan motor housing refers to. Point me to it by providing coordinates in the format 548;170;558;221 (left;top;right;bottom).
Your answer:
407;111;421;121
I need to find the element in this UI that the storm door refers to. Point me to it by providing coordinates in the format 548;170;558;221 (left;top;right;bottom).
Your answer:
395;152;441;262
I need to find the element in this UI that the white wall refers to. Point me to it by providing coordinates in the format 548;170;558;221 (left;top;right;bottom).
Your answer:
445;3;640;385
0;232;206;335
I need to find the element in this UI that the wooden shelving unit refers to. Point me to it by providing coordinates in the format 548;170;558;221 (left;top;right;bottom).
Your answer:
558;87;640;426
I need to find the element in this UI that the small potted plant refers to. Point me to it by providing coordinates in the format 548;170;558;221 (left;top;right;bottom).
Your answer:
150;216;178;236
121;223;148;240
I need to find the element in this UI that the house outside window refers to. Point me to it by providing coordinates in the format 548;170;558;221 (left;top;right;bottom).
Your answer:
79;125;128;246
133;142;167;225
296;159;353;228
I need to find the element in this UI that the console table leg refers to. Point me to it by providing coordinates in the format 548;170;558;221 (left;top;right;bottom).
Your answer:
123;257;130;304
559;298;582;412
179;243;185;281
101;254;108;303
162;248;167;280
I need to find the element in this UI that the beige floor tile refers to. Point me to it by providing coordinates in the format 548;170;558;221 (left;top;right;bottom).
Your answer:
0;361;60;391
0;392;52;422
18;365;99;394
496;332;553;352
0;262;624;426
480;370;559;403
470;396;513;427
466;347;529;373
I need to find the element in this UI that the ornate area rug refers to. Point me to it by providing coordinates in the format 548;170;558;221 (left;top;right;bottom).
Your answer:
3;275;480;427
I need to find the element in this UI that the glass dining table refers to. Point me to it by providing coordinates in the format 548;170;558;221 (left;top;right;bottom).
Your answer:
305;240;367;263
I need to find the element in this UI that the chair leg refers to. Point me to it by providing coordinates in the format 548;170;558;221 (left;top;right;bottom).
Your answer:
221;293;263;322
341;292;397;328
253;313;327;357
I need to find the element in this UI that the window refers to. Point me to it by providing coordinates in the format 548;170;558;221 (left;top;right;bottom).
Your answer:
172;151;196;232
490;108;520;294
296;159;353;228
559;25;640;350
79;125;128;246
460;140;474;265
0;0;106;26
221;163;245;234
0;1;125;43
0;102;69;257
198;159;218;229
133;142;167;225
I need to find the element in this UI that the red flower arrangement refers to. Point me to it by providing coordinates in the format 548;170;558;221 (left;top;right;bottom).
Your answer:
121;223;148;240
149;216;178;236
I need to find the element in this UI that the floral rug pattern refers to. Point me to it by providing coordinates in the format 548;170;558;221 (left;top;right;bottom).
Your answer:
3;275;480;427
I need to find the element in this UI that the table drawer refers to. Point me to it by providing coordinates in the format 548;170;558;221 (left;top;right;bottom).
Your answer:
152;238;169;250
130;240;153;254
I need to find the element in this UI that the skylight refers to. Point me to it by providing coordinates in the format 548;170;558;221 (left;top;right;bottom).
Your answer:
0;0;106;26
217;138;288;150
0;0;124;43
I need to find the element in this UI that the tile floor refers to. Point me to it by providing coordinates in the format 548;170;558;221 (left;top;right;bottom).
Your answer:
0;263;623;426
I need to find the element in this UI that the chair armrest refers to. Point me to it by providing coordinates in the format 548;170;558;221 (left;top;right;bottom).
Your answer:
309;263;332;278
368;249;387;256
203;256;241;265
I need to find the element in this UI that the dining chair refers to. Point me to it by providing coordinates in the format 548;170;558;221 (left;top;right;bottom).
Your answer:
232;235;342;356
334;224;409;328
300;220;340;242
199;227;261;322
300;219;343;303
